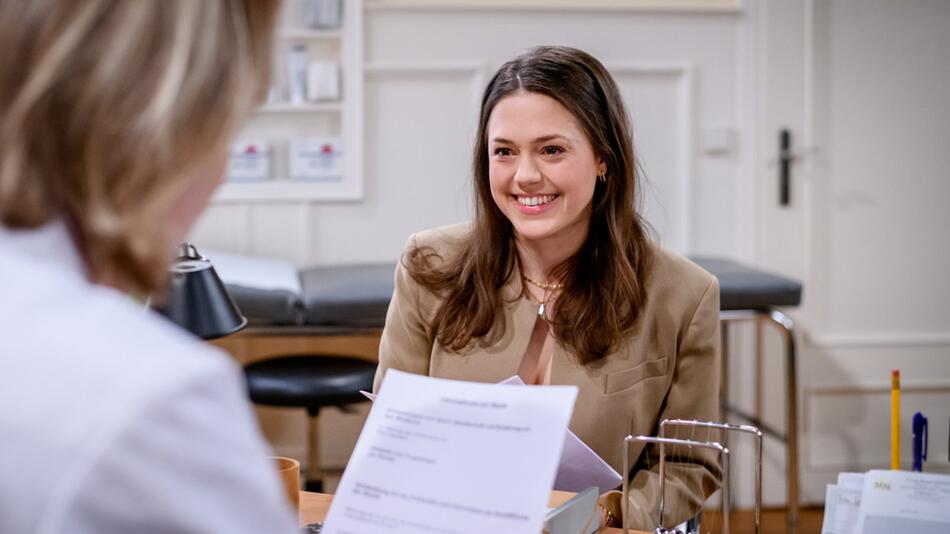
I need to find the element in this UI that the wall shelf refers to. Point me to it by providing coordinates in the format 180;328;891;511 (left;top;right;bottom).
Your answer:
279;29;343;40
215;180;361;203
256;102;343;113
220;0;364;202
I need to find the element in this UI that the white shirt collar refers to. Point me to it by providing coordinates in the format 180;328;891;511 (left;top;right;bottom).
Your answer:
0;219;88;281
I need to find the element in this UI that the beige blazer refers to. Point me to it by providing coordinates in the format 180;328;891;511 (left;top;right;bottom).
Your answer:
373;222;721;530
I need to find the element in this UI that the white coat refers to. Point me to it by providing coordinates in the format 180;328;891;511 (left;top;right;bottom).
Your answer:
0;222;298;534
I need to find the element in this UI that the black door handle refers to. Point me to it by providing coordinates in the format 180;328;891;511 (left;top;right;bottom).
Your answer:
780;129;792;206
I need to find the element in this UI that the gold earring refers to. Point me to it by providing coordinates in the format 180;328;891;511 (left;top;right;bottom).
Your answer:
597;172;607;183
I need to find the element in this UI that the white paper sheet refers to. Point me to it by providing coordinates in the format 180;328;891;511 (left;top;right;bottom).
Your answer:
836;472;865;490
853;470;950;534
365;376;622;494
500;375;623;494
323;370;578;534
820;484;862;534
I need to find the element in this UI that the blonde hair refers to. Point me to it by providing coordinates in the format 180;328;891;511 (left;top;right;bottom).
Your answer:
0;0;280;292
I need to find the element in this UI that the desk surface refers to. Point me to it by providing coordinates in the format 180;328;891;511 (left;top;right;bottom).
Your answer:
299;490;642;533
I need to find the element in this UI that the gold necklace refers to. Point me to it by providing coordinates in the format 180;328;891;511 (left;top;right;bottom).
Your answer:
522;275;564;291
523;276;563;317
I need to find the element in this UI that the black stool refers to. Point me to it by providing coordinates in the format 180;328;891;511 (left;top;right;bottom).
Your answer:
690;257;802;532
244;355;377;492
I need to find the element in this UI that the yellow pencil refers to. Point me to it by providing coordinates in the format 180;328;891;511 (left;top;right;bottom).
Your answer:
891;369;901;470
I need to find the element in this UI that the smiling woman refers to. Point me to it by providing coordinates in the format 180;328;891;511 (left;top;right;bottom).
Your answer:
373;45;722;531
488;92;603;251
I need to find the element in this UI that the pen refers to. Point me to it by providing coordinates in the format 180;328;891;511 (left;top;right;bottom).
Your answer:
912;412;927;472
890;369;900;470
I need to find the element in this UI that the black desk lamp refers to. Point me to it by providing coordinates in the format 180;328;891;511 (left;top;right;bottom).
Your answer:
156;243;247;340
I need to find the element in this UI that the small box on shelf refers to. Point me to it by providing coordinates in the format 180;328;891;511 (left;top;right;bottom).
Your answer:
301;0;342;30
307;61;340;101
227;139;270;182
290;136;343;182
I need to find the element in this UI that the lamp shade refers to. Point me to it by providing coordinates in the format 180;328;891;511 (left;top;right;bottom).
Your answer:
156;243;247;340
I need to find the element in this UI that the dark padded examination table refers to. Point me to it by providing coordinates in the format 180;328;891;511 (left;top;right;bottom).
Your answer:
226;263;396;334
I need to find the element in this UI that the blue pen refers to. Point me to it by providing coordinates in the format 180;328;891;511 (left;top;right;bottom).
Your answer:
912;412;928;472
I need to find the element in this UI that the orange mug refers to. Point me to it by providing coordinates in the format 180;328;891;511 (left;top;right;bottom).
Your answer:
272;456;301;512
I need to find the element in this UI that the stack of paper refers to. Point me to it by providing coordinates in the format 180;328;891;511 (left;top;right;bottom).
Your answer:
820;473;864;534
822;470;950;534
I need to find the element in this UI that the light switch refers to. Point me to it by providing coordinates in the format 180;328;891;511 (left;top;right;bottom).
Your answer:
701;126;735;156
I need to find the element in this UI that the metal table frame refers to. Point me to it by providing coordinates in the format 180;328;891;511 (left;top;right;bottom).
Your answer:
719;309;798;532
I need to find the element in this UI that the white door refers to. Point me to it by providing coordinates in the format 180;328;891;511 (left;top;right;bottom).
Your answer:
755;0;950;507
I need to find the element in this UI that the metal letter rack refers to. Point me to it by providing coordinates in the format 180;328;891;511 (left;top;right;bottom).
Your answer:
622;420;763;534
660;419;763;534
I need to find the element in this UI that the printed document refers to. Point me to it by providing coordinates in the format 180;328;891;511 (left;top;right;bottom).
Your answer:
820;473;864;534
323;370;578;534
820;485;862;534
364;375;623;494
853;470;950;533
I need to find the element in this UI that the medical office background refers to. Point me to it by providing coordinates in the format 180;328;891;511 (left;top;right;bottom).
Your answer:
188;0;950;510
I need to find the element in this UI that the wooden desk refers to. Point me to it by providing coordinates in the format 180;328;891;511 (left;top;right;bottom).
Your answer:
299;490;643;533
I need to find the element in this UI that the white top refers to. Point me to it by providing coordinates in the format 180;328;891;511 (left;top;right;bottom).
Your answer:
0;222;298;534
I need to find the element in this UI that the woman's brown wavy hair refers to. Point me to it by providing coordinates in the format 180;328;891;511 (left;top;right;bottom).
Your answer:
406;45;654;364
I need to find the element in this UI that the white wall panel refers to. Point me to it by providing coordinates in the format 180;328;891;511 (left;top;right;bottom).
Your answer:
301;69;478;265
248;204;310;265
190;204;250;254
819;0;950;337
614;68;693;251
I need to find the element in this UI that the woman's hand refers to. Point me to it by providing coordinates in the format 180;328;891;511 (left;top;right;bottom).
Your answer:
597;491;622;528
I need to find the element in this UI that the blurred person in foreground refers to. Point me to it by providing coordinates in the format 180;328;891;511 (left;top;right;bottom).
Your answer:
0;1;298;532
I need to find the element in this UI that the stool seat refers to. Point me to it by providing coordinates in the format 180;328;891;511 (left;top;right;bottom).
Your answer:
244;355;377;411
